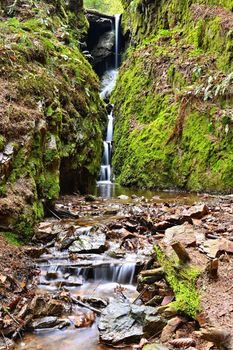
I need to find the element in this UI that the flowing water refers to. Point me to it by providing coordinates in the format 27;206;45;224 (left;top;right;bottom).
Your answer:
15;226;138;350
98;14;121;186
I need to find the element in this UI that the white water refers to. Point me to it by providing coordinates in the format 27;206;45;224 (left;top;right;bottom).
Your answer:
98;15;121;185
115;14;121;68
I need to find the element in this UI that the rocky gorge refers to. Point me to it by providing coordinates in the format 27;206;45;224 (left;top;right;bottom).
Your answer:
0;0;233;349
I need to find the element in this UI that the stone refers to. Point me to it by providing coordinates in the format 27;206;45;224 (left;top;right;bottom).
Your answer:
3;143;14;156
99;300;166;345
201;238;233;258
160;317;184;342
118;195;130;200
30;296;67;317
29;316;58;329
143;314;167;338
69;311;95;328
182;204;209;219
33;222;57;242
163;223;198;247
68;226;107;254
23;246;48;258
98;301;144;345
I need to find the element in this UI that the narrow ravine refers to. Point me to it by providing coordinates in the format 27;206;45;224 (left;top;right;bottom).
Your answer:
14;14;138;350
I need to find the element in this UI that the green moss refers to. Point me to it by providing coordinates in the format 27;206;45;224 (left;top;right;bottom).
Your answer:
15;215;34;241
0;232;22;247
0;135;6;151
112;20;233;193
43;170;60;200
155;246;200;318
0;0;107;232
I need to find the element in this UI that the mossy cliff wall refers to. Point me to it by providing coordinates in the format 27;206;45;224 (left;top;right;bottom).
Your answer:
0;0;106;238
112;0;233;193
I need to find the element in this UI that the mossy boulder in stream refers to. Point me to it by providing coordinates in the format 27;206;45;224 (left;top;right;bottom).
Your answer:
112;0;233;193
0;0;107;239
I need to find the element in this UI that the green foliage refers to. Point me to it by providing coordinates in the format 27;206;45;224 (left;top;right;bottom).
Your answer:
84;0;123;14
155;246;200;318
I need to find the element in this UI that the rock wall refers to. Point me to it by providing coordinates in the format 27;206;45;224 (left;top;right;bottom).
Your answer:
0;0;107;238
112;0;233;193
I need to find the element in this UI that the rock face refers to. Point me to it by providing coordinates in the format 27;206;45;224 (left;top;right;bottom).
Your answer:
112;0;233;193
98;300;167;345
0;0;107;237
92;31;115;63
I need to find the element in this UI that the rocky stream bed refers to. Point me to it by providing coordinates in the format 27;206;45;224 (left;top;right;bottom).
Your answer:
0;192;233;350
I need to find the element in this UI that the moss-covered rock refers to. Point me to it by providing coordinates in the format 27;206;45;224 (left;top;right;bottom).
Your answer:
0;0;107;239
112;0;233;193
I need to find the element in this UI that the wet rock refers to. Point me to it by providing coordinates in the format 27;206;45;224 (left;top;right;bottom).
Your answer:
99;301;144;344
68;226;107;254
45;271;59;280
30;296;68;317
92;31;114;62
79;296;108;308
0;338;15;350
99;300;166;345
29;316;59;329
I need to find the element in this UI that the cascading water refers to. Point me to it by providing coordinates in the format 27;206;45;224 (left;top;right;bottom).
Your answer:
98;14;121;186
115;14;121;69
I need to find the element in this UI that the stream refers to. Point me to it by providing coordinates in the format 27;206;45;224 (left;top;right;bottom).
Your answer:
14;15;206;350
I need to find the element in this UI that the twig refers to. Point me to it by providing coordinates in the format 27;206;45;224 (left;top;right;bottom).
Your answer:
132;286;149;304
4;308;20;326
70;295;101;315
48;208;61;220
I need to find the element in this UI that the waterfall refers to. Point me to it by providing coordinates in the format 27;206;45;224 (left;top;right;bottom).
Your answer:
99;111;113;183
115;14;121;69
98;14;121;187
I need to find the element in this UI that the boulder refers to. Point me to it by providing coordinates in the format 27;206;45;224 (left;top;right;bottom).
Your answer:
182;204;209;219
201;238;233;258
29;316;58;329
163;223;201;247
99;300;167;345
